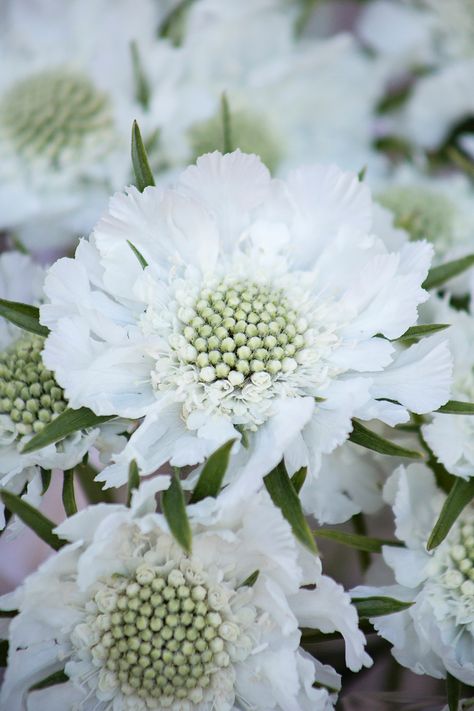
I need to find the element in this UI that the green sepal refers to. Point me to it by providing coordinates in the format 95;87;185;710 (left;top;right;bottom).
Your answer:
22;407;114;454
423;254;474;291
127;460;140;507
0;489;65;550
161;472;192;554
427;477;474;551
437;400;474;415
130;41;150;110
352;596;413;618
239;570;260;588
313;528;403;553
349;419;423;459
30;669;69;691
131;120;156;192
290;466;307;494
0;298;49;338
62;470;77;517
190;439;235;504
127;240;148;269
395;323;449;342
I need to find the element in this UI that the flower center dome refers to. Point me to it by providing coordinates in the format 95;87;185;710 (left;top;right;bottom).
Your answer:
178;279;308;386
437;517;474;601
378;186;456;250
74;562;248;707
0;69;113;166
188;108;283;173
0;334;66;438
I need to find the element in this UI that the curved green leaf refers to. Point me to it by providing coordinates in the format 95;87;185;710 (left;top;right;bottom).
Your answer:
349;420;422;459
291;466;307;494
0;298;49;337
161;472;192;554
428;477;474;550
437;400;474;415
30;669;68;691
0;490;65;550
127;460;140;507
264;462;317;554
130;41;150;110
395;323;449;342
314;528;403;553
131;120;155;192
22;407;114;454
239;570;260;588
423;254;474;291
62;470;77;517
190;439;235;503
127;240;148;269
352;596;413;618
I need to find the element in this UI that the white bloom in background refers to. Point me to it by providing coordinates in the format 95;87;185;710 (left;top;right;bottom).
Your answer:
0;0;180;250
0;479;371;710
40;151;452;495
422;297;474;478
157;0;387;175
353;464;474;684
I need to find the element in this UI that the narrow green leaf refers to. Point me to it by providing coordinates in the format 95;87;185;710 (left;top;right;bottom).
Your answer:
127;460;140;507
437;400;474;415
0;490;65;550
76;463;115;505
291;466;307;495
395;323;450;342
62;470;77;517
446;673;460;711
314;528;403;553
428;477;474;550
40;468;52;495
161;472;192;554
30;669;68;691
130;41;150;109
22;407;114;454
423;254;474;291
349;419;423;459
300;619;375;645
158;0;193;44
131;120;155;192
0;298;49;337
352;596;413;618
220;93;233;154
190;439;235;504
0;609;16;618
358;165;367;182
264;462;317;554
239;570;260;588
127;240;148;269
0;639;8;667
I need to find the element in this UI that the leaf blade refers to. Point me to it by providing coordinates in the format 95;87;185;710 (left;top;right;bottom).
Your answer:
428;477;474;550
395;323;450;342
220;93;233;154
161;472;192;554
0;490;65;550
352;596;413;618
22;407;114;454
131;120;155;192
313;528;403;553
127;240;148;269
62;470;77;517
264;462;317;554
446;673;460;711
423;254;474;291
349;420;423;459
0;298;49;337
190;439;235;504
30;669;68;692
127;460;140;507
437;400;474;415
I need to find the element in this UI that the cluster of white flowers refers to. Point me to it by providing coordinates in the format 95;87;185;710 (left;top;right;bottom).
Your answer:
1;0;474;708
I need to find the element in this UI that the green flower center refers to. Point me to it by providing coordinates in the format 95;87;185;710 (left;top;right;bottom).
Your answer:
378;186;456;249
0;334;66;438
442;520;474;596
188;107;283;173
0;69;113;165
89;565;235;705
179;280;307;385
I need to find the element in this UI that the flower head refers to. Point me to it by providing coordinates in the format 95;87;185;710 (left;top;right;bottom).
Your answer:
0;479;371;710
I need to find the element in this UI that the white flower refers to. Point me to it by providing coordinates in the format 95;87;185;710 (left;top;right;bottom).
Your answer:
40;151;452;494
353;463;474;684
0;252;119;528
0;479;371;710
0;0;180;250
157;0;387;175
422;297;474;478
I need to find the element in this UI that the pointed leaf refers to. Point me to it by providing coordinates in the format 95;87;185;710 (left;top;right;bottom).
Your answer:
161;472;192;554
423;254;474;290
127;240;148;269
40;468;52;495
437;400;474;415
131;120;155;192
62;470;77;517
264;462;317;554
0;490;65;550
0;298;49;337
314;528;403;553
395;323;450;342
300;619;374;644
446;673;460;711
127;460;140;507
0;640;8;667
220;93;233;154
190;439;235;504
130;41;150;109
76;463;114;505
22;407;114;454
358;165;367;182
0;609;16;618
239;570;260;588
352;596;413;618
349;420;423;459
291;466;307;494
428;477;474;550
30;669;68;691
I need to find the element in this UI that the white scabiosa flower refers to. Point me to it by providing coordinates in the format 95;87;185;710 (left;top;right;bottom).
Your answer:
0;479;371;710
157;0;387;175
0;0;179;250
422;297;474;478
40;151;452;494
353;463;474;684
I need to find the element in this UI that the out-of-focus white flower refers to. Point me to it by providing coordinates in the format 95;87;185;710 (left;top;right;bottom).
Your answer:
0;0;180;250
353;463;474;685
0;479;371;710
157;0;388;175
40;151;452;496
422;297;474;478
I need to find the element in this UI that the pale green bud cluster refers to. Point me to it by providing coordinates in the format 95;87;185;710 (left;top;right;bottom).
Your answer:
444;521;474;597
180;280;307;385
0;334;66;438
188;108;283;173
378;186;456;248
0;69;113;164
91;565;233;705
